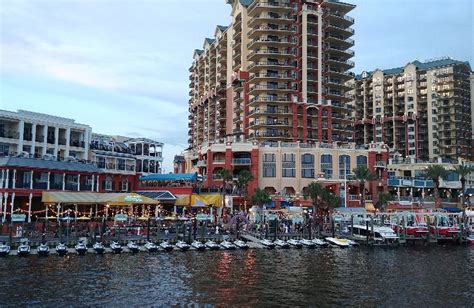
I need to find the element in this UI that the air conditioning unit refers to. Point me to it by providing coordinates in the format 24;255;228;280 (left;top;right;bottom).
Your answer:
66;156;77;162
43;154;54;160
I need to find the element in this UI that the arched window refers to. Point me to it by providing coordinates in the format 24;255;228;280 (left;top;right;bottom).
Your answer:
321;154;333;179
105;176;113;191
339;155;351;179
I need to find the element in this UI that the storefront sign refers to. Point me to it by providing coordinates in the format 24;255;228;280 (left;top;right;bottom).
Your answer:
124;195;143;203
196;213;212;221
114;214;128;222
11;214;26;222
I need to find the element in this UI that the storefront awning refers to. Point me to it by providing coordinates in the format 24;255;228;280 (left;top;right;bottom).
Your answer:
42;192;160;206
191;194;222;207
139;173;198;181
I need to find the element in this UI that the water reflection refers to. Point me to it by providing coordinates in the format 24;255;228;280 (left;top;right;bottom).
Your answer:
2;247;473;306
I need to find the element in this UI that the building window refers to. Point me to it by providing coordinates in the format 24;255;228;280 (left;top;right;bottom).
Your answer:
121;180;128;192
320;154;332;179
356;155;367;167
301;153;314;178
105;177;113;191
339;155;351;179
262;153;276;177
282;153;295;178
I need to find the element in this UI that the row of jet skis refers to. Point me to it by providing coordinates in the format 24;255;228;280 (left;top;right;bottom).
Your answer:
260;237;357;249
0;239;251;256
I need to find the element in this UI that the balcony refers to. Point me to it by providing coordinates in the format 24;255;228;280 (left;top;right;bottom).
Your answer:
374;161;387;168
70;140;85;148
248;14;294;27
248;48;295;60
0;130;19;139
248;25;296;38
248;84;294;94
232;158;251;165
248;61;296;71
247;37;294;49
249;73;294;81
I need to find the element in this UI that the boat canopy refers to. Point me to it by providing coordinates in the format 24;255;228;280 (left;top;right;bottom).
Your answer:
42;192;161;206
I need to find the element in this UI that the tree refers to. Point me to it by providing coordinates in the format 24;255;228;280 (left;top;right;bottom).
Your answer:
376;192;394;210
251;188;271;208
453;164;473;207
306;182;324;213
235;169;254;198
425;165;447;208
352;166;377;207
321;189;340;209
215;168;233;209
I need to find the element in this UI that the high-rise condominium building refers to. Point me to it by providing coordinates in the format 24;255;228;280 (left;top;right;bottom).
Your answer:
188;0;355;151
352;58;472;161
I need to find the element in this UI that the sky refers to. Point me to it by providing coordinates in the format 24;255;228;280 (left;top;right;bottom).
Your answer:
1;0;472;172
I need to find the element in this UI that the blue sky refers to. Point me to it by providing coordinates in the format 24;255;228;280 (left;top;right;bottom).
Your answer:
1;0;472;172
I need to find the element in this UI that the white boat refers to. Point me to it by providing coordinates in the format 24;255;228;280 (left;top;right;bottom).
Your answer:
93;242;105;254
56;243;68;256
233;240;249;250
175;241;190;251
287;239;303;249
0;243;10;256
75;241;88;255
274;239;290;249
260;239;275;249
220;240;237;250
17;239;31;256
160;241;174;252
144;241;158;252
349;224;399;244
205;240;220;250
37;243;50;256
312;238;329;247
127;241;140;253
300;239;316;248
191;240;206;251
325;237;351;248
110;241;123;254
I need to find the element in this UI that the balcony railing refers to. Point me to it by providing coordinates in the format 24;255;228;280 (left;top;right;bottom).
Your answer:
232;158;251;165
0;130;19;139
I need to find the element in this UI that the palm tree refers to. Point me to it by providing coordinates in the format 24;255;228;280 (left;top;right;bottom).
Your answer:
251;188;271;208
321;189;340;208
352;166;377;207
306;182;324;213
453;164;473;207
425;165;447;208
215;168;233;209
376;192;394;211
236;169;254;198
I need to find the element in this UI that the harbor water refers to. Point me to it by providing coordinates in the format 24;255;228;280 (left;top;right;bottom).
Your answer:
1;246;473;306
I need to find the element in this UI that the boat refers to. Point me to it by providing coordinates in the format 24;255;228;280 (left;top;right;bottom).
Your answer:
287;239;303;249
220;240;237;250
0;243;10;256
93;242;105;254
127;241;140;253
175;241;190;251
325;237;351;248
233;240;249;250
37;243;50;256
312;238;329;247
205;240;220;250
300;239;316;248
274;239;290;249
260;239;275;249
17;239;31;256
75;241;88;255
144;241;158;252
349;224;399;245
110;241;123;254
160;241;174;252
56;243;68;256
191;240;206;251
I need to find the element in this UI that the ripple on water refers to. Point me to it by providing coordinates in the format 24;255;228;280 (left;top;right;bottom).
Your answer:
1;247;473;306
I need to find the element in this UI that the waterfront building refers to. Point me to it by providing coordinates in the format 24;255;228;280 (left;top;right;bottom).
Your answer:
352;58;472;161
188;0;356;150
0;109;91;160
183;140;389;208
0;110;165;222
